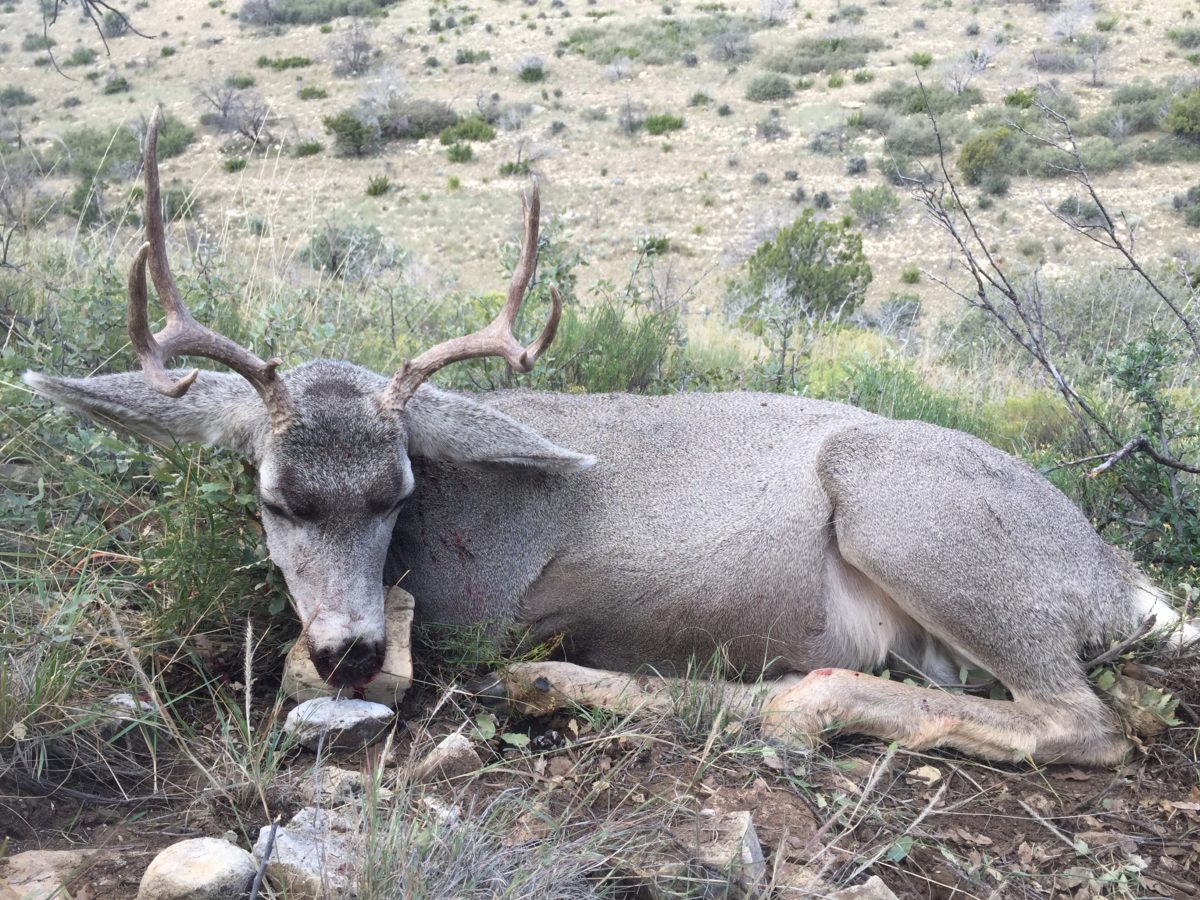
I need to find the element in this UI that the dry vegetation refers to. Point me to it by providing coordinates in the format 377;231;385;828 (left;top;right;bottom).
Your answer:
3;0;1200;896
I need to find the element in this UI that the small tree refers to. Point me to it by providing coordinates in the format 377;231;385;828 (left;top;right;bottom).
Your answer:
1165;89;1200;140
1077;32;1109;86
849;184;901;227
323;110;381;156
332;17;373;77
727;210;872;383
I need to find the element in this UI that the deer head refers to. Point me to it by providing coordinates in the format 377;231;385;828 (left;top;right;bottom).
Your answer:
24;109;592;688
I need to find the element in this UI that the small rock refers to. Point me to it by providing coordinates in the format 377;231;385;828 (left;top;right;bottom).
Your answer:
411;733;483;782
905;764;942;787
284;698;393;752
283;588;415;707
254;807;360;900
830;875;901;900
136;837;255;900
1;850;95;900
419;796;462;827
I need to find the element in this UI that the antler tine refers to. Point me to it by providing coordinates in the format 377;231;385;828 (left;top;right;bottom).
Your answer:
132;107;293;432
380;185;562;413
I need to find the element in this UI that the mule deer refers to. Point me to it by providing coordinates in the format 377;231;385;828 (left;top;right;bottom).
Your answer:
25;110;1194;766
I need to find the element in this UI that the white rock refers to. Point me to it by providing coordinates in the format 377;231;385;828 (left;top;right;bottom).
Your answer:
254;807;360;900
284;698;393;752
830;875;900;900
136;838;256;900
282;587;415;707
411;733;483;782
1;850;95;900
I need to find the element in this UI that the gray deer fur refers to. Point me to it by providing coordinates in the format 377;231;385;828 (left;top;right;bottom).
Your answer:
24;355;1193;766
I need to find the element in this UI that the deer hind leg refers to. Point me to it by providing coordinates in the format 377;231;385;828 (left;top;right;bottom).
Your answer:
759;668;1130;766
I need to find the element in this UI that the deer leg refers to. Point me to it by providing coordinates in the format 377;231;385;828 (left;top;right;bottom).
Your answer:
760;667;1131;766
470;660;781;720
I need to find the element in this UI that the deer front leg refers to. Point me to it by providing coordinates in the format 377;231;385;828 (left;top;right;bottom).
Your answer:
471;661;778;720
760;668;1132;766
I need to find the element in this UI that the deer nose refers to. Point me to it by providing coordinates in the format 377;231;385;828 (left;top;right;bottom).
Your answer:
308;638;385;688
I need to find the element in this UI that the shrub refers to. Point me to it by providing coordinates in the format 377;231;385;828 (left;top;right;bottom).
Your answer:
751;171;769;186
223;156;247;173
726;209;871;377
301;221;391;280
62;115;194;181
846;155;867;175
322;110;380;156
295;139;324;157
499;159;531;176
1004;87;1037;109
746;73;793;102
957;126;1018;185
63;46;98;67
871;81;982;115
1055;195;1105;226
756;119;789;141
102;76;131;94
689;91;712;107
852;69;874;84
227;73;256;89
518;56;546;82
299;86;328;100
1030;47;1081;73
21;33;54;51
439;117;496;144
366;174;391;196
102;9;130;37
446;142;472;162
644;113;684;135
1166;90;1200;140
456;48;491;64
813;190;831;209
717;103;732;116
907;51;932;68
0;86;36;107
883;116;940;156
981;172;1010;196
375;97;458;139
1168;27;1200;49
827;71;844;88
849;184;900;227
900;263;920;284
765;34;884;75
240;0;399;26
256;54;312;70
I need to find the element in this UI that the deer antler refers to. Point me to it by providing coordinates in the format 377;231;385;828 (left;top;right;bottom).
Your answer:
379;186;561;413
129;107;292;432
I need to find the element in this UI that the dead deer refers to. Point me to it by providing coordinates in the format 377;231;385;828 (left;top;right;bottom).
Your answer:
25;110;1195;766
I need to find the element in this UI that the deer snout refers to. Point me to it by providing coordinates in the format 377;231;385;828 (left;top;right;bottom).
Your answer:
308;637;385;688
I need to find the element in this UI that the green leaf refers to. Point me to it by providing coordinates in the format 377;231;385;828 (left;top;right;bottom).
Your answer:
885;835;914;862
500;732;530;749
472;714;497;741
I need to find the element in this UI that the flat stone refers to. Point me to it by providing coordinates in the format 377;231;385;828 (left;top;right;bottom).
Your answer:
283;588;414;707
254;807;360;900
284;698;393;752
411;733;483;782
136;838;255;900
1;850;95;900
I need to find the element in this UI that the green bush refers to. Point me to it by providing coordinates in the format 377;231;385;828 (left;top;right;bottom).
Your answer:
745;73;793;101
102;76;131;95
907;51;933;68
375;97;458;140
764;34;884;75
366;174;391;196
849;184;901;227
1173;185;1200;227
1004;87;1037;109
0;86;36;107
62;115;195;181
301;221;393;279
1166;89;1200;140
322;110;380;156
299;85;328;100
439;117;496;144
63;46;98;67
957;126;1018;185
455;48;491;64
21;33;54;51
900;264;920;284
644;113;684;135
1168;27;1200;49
227;73;256;89
517;57;546;82
499;159;531;176
871;81;982;115
883;116;940;156
1055;195;1105;226
223;156;247;173
446;142;472;162
256;54;312;70
295;139;324;157
240;0;399;26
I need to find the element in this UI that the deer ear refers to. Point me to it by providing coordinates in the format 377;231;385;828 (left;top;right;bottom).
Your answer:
23;370;269;461
403;386;595;473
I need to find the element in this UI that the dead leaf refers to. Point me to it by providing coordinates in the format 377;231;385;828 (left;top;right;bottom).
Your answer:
906;764;942;787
